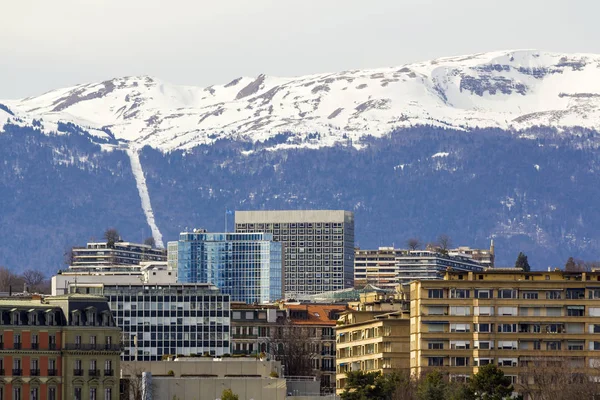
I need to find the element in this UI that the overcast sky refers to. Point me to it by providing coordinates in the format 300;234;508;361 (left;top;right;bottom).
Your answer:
1;0;596;98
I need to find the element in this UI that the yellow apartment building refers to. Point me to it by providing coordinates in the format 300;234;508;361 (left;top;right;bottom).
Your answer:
335;309;410;394
410;269;600;385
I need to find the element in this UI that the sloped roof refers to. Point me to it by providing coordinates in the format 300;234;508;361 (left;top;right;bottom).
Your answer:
285;304;348;326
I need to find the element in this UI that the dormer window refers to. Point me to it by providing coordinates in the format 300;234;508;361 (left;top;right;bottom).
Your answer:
101;311;112;327
46;311;54;326
11;310;21;325
71;310;82;326
86;308;97;326
28;310;39;325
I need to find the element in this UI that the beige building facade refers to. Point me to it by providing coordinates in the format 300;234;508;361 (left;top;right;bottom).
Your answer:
410;269;600;385
335;310;410;394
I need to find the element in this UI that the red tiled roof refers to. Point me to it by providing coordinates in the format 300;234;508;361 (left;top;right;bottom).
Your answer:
284;304;348;326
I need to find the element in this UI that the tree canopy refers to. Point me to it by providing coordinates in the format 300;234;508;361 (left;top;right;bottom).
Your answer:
514;252;531;272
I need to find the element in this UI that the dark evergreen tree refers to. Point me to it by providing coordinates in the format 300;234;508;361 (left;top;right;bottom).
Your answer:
469;363;513;400
515;252;531;272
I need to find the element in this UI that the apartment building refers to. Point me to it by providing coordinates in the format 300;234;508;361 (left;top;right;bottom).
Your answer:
174;229;283;303
410;269;600;383
335;307;410;394
66;283;230;361
0;294;121;400
354;244;493;289
354;247;397;289
396;250;486;284
230;303;286;356
235;210;355;295
285;304;346;393
70;241;166;271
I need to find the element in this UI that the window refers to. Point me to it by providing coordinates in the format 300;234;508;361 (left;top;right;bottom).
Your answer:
90;388;97;400
498;289;517;299
450;341;470;350
589;289;600;299
428;357;444;367
30;388;39;400
474;289;492;299
427;306;445;315
13;334;21;349
74;388;82;400
499;358;517;367
452;357;469;367
568;341;584;351
13;387;21;400
498;324;517;333
546;341;561;351
475;324;491;333
49;334;56;349
474;306;493;316
474;358;493;366
567;306;585;317
428;342;444;350
90;335;97;346
428;289;444;299
522;292;538;299
450;323;470;333
592;324;600;334
450;289;469;299
474;341;492;350
497;341;518;350
75;335;81;348
450;306;470;316
546;291;561;299
104;388;112;400
498;307;518;316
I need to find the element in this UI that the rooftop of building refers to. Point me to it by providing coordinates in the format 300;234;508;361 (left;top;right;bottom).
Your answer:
440;268;600;282
290;284;392;303
336;309;409;327
235;209;353;224
284;304;348;326
230;302;280;310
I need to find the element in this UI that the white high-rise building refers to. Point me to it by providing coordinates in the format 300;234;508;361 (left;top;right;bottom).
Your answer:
235;210;355;296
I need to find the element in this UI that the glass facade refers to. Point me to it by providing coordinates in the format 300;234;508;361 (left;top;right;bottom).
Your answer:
103;284;230;361
176;232;282;303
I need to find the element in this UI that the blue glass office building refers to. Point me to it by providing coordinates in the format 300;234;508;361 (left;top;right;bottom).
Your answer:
176;231;283;303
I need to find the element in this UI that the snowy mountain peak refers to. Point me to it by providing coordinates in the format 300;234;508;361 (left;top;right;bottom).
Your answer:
4;50;600;151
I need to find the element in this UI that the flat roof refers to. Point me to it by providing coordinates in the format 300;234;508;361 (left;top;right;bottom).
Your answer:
235;210;353;224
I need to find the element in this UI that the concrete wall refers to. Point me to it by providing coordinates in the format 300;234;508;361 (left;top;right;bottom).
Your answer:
122;358;282;378
151;377;286;400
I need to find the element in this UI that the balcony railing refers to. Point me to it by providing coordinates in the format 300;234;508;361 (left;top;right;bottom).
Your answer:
0;369;4;375
30;368;40;376
104;369;114;376
12;369;22;376
0;342;3;349
73;369;83;376
48;369;57;376
31;343;39;350
13;343;21;350
89;369;100;377
49;343;57;350
64;344;121;351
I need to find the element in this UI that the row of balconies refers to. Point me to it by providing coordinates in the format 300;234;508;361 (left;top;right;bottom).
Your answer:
73;369;114;377
64;344;122;351
0;343;57;350
2;369;58;376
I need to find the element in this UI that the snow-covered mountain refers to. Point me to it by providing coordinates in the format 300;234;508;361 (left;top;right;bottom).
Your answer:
3;49;600;274
5;50;600;151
